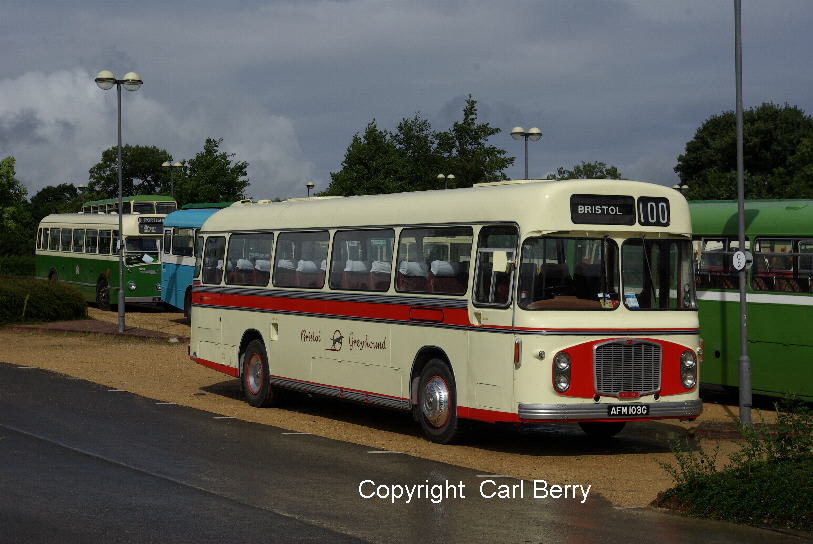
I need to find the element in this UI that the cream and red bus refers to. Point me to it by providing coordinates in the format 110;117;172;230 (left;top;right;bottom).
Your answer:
189;179;702;443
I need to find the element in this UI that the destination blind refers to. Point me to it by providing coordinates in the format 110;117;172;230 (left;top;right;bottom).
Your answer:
138;216;164;234
570;195;636;225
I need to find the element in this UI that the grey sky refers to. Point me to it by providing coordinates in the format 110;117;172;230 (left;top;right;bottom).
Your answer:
1;1;811;199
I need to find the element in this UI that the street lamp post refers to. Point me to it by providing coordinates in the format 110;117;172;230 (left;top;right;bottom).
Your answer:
436;173;455;189
161;160;183;199
95;69;143;334
510;126;542;179
306;181;315;197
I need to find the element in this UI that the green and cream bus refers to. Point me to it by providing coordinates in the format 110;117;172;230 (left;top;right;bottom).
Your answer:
691;199;813;400
190;180;702;442
36;213;165;308
81;194;177;215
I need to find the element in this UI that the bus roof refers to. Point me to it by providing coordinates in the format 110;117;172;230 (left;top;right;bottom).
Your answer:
164;207;223;228
82;195;176;206
689;199;813;237
180;201;236;210
200;179;691;236
39;213;162;229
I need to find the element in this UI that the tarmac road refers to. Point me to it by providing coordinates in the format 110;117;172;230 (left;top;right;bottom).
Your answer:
0;362;806;544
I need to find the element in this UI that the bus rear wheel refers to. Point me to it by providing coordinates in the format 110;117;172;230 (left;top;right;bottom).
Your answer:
417;359;460;444
241;340;278;407
578;421;626;438
96;279;111;311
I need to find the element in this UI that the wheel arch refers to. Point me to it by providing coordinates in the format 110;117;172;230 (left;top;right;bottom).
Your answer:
409;345;454;406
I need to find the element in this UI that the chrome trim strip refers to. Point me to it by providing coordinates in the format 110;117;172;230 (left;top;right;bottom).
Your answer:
517;399;702;420
270;376;411;411
194;284;469;309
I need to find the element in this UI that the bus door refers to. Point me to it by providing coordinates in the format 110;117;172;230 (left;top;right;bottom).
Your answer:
468;225;519;413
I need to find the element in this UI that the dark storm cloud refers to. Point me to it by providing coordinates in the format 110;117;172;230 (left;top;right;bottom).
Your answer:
0;1;811;196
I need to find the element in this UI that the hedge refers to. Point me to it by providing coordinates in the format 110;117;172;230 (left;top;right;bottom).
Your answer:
0;276;86;324
0;255;35;277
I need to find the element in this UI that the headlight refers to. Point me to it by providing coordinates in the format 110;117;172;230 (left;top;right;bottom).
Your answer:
156;282;162;292
680;350;698;389
554;352;571;370
553;351;571;393
554;373;570;392
128;281;137;291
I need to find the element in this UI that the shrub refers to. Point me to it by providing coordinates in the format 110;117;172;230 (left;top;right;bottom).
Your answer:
0;255;35;276
0;276;86;324
656;402;813;530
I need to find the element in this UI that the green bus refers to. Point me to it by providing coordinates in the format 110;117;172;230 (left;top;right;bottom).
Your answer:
35;212;166;308
81;194;177;215
690;199;813;400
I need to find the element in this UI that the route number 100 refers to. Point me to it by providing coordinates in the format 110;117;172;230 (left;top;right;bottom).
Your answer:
637;197;670;226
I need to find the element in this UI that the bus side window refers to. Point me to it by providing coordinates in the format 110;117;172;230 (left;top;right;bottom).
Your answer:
202;236;226;285
86;230;99;254
329;229;394;292
61;228;73;253
73;229;85;253
163;229;172;255
395;226;472;295
49;228;61;251
225;233;274;287
172;228;195;257
99;230;112;255
273;231;329;289
473;225;518;306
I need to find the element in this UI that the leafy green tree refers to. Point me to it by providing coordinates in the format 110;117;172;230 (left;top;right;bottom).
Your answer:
552;161;623;180
323;121;404;196
436;96;513;187
87;145;172;198
28;183;105;223
0;156;35;255
174;138;249;206
676;103;813;199
324;97;514;195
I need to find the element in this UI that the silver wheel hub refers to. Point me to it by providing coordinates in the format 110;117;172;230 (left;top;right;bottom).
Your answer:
247;355;263;395
422;376;450;428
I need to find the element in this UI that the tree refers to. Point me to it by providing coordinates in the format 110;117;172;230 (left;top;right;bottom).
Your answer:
551;161;623;180
0;156;35;255
87;145;172;198
675;103;813;200
436;96;513;187
174;138;249;206
324;97;514;195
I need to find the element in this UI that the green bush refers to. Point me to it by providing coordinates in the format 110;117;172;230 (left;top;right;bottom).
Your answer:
657;402;813;531
0;255;35;276
0;276;86;324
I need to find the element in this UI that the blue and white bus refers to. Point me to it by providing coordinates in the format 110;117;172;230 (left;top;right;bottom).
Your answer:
161;203;235;317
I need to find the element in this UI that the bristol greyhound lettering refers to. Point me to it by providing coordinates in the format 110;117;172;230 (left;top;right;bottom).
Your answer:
577;204;623;215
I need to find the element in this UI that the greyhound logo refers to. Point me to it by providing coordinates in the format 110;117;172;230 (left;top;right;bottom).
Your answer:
326;329;344;352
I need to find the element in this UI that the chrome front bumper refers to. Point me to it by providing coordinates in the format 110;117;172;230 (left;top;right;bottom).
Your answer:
518;399;702;420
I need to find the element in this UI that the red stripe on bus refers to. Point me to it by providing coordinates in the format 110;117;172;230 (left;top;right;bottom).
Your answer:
193;291;471;326
193;291;699;334
190;355;239;377
457;406;520;423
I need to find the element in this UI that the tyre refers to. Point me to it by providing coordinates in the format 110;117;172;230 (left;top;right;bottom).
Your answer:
578;421;626;438
241;340;278;407
183;289;192;321
416;359;460;444
96;278;111;311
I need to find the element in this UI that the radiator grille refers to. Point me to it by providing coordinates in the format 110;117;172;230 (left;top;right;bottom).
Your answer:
594;341;661;396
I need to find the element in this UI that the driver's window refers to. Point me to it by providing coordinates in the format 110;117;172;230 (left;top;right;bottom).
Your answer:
473;225;518;307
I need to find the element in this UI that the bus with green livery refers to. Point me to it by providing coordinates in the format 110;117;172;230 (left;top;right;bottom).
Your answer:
690;199;813;400
80;194;177;215
35;213;165;308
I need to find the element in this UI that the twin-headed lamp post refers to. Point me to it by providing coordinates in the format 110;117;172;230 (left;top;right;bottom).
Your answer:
162;161;183;199
95;69;143;333
511;126;542;180
436;173;455;189
306;181;315;197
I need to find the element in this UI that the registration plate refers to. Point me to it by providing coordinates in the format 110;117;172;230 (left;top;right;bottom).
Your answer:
607;404;649;417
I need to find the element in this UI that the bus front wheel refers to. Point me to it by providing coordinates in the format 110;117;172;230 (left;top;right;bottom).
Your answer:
578;421;626;438
417;359;460;444
96;279;111;311
241;340;278;407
